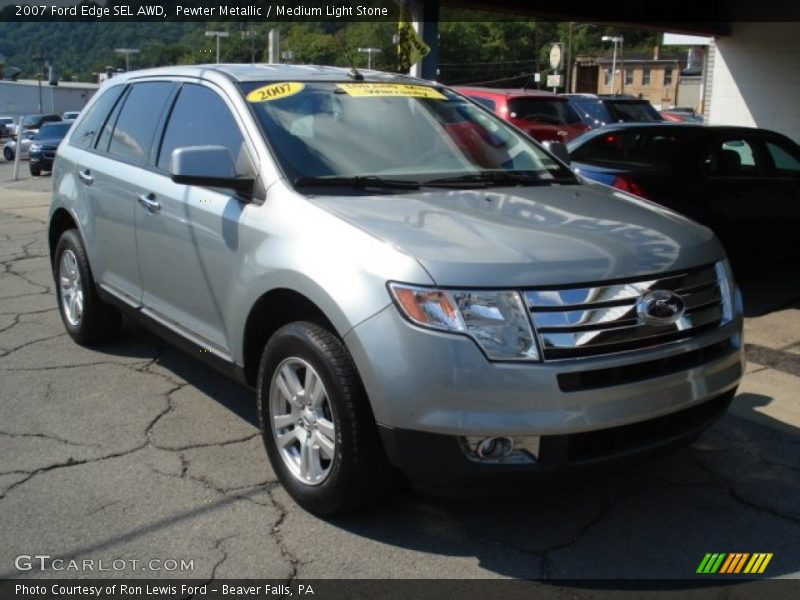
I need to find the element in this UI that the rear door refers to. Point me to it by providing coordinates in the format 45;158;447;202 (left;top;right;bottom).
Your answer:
134;82;257;357
75;81;177;305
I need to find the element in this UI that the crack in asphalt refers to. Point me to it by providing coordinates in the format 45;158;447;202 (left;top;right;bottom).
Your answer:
690;449;800;524
265;486;303;583
0;430;101;448
0;331;67;354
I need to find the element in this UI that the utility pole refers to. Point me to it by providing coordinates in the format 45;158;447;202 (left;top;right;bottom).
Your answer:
241;30;256;63
566;22;596;93
32;51;44;113
357;47;381;70
115;48;140;72
205;31;229;64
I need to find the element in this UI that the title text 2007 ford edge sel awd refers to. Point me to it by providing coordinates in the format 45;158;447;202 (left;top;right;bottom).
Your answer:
49;66;743;515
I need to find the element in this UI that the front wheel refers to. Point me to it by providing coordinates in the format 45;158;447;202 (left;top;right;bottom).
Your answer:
3;147;13;161
30;166;41;176
256;321;390;515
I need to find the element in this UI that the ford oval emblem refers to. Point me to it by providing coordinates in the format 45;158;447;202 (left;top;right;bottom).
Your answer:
636;290;685;326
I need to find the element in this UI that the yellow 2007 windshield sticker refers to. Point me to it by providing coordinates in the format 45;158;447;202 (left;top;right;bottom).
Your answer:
336;83;446;100
246;82;305;103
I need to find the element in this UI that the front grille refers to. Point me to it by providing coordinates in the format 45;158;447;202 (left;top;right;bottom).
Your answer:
524;264;724;360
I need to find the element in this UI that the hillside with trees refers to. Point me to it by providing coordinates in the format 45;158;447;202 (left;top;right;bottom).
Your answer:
0;15;660;86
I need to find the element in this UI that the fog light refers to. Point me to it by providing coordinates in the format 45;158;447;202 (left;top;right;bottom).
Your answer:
463;435;540;464
476;436;513;459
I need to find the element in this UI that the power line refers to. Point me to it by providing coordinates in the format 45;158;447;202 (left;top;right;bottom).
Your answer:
439;58;537;67
448;70;539;86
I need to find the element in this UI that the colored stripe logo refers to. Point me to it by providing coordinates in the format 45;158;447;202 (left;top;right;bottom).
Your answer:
697;553;773;574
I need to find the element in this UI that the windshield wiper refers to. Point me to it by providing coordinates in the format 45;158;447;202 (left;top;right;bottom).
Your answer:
294;176;420;191
422;171;568;188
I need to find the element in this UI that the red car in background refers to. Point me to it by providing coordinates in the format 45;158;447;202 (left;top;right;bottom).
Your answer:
454;87;590;143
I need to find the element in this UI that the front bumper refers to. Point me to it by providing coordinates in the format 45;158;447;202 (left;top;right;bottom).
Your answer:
344;302;743;482
379;388;734;490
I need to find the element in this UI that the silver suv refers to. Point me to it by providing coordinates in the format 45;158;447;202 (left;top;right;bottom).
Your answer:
49;65;744;515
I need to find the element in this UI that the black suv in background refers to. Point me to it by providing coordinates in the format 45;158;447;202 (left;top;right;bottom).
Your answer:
20;114;62;132
564;94;664;129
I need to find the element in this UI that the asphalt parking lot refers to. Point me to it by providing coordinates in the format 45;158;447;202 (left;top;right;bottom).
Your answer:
1;159;799;584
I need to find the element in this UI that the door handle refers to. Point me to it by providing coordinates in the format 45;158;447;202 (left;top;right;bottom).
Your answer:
78;169;93;185
137;193;161;213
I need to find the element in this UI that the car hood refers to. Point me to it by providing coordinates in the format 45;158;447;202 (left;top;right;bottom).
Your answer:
308;182;723;287
32;137;64;147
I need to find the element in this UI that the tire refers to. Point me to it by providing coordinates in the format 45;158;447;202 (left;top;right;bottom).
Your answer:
257;321;390;515
54;229;121;346
3;147;12;161
30;166;41;176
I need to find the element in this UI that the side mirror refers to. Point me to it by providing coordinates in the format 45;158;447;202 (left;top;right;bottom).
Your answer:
542;141;570;166
170;146;254;193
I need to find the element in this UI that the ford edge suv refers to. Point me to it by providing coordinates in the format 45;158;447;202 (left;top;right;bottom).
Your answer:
48;65;744;515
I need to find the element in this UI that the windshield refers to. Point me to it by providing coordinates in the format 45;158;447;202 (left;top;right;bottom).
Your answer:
37;123;71;139
508;97;581;125
0;118;13;125
242;81;575;188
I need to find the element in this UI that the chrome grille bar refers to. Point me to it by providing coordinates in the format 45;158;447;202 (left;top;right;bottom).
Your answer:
524;265;723;360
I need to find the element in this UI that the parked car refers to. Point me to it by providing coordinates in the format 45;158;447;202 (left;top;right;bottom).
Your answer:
20;113;62;132
49;66;743;515
661;107;704;123
564;94;664;129
567;123;800;266
29;121;73;175
455;87;590;142
0;115;18;138
3;129;37;160
62;111;80;120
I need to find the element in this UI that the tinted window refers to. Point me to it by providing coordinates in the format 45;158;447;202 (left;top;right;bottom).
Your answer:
157;84;245;172
469;96;496;111
107;82;174;163
36;123;71;139
571;130;689;170
765;141;800;175
70;85;125;149
508;98;581;124
571;99;610;124
608;101;662;122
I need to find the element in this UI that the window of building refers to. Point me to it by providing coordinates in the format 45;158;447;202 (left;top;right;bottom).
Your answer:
604;68;612;86
664;68;673;86
625;69;634;86
642;68;651;86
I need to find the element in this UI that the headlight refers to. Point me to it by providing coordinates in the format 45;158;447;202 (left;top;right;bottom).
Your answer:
715;259;735;324
29;144;42;153
388;283;540;361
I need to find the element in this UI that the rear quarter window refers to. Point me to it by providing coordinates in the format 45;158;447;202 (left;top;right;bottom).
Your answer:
69;85;126;149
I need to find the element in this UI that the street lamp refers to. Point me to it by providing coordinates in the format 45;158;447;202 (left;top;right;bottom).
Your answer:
357;47;381;70
115;48;140;72
205;31;230;64
602;35;624;94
